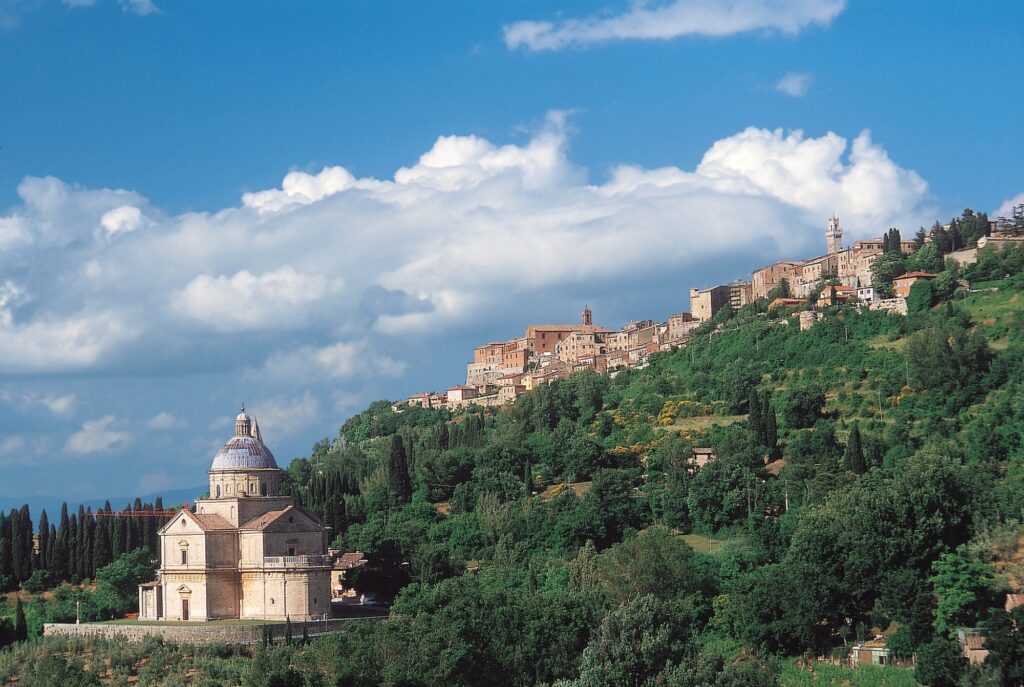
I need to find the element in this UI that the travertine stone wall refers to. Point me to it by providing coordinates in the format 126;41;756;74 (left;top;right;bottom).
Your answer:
43;617;382;645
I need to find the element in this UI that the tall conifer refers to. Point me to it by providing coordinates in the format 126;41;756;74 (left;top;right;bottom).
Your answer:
37;509;49;571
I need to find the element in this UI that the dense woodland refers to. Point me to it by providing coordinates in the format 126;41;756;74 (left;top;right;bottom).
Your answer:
1;209;1023;686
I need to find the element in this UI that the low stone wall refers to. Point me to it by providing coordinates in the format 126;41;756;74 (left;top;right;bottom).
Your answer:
43;616;384;645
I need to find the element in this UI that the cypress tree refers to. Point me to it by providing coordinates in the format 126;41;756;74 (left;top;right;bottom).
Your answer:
387;434;413;505
10;509;27;582
0;533;11;586
93;512;112;573
76;505;88;580
46;525;57;577
67;513;79;583
13;599;26;642
882;233;890;254
83;511;96;579
284;617;293;645
844;423;866;474
17;505;32;580
112;514;124;560
762;395;778;455
747;389;764;446
37;509;49;571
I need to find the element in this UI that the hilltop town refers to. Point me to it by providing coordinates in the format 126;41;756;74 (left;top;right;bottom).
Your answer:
398;211;1024;412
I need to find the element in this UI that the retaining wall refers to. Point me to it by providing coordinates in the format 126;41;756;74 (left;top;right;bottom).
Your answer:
43;616;383;645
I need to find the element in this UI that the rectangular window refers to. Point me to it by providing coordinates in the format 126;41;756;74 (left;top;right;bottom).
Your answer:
288;547;296;556
181;550;188;565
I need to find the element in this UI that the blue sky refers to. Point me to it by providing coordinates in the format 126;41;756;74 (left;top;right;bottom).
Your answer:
0;0;1021;509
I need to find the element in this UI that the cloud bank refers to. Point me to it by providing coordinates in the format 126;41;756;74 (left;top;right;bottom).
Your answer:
0;115;934;390
504;0;846;52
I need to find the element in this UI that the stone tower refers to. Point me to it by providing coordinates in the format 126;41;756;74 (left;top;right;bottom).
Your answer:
826;215;843;254
582;305;592;326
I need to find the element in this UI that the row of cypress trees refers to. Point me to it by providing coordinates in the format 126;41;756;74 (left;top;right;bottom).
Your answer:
0;498;169;591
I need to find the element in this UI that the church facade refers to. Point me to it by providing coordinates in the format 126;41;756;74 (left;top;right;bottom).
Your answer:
139;409;331;622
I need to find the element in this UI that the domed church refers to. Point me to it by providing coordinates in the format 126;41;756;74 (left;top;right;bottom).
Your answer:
138;408;331;622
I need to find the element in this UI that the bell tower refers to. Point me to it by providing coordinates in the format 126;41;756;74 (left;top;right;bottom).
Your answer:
582;305;592;326
826;215;843;254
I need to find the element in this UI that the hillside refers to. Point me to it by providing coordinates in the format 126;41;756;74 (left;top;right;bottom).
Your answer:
2;248;1024;686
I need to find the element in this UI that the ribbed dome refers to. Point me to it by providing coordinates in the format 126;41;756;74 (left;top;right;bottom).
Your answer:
211;435;278;470
211;407;278;470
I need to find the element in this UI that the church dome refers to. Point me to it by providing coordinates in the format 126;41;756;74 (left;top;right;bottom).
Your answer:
211;407;278;471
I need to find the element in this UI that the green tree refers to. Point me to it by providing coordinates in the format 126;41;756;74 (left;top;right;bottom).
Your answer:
907;279;934;312
13;598;26;642
915;637;966;687
843;423;866;474
929;547;994;637
570;595;684;687
387;435;413;505
95;548;157;614
982;606;1024;686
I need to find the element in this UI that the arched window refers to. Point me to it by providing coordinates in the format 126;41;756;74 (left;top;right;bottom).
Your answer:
249;483;254;494
216;485;221;498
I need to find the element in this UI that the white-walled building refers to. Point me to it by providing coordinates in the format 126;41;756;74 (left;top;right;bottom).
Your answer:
139;408;331;622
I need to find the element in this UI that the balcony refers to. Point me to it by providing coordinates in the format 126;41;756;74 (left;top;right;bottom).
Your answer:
261;555;332;569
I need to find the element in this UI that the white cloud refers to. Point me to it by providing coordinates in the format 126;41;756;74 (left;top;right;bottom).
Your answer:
0;114;937;381
65;416;131;454
249;394;319;441
100;205;145;237
174;267;343;332
775;71;813;97
146;411;187;430
255;340;406;384
0;311;138;374
0;436;26;455
120;0;158;16
243;166;377;214
504;0;846;52
994;192;1024;219
0;390;76;417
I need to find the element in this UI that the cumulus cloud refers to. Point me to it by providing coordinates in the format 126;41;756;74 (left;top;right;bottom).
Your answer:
249;394;319;441
1;390;77;418
65;416;131;454
174;267;343;332
100;205;145;237
994;192;1024;219
146;411;187;430
0;114;936;386
255;340;407;384
504;0;846;52
775;71;813;97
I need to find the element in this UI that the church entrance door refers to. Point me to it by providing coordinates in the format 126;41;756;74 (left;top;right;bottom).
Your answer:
182;599;190;621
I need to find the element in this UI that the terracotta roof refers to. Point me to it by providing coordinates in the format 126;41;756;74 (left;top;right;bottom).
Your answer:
448;385;476;391
964;635;986;650
240;508;288;531
1007;593;1024;611
192;513;234;531
894;272;937;280
333;552;368;570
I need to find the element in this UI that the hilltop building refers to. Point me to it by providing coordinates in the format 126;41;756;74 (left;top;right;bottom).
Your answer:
690;285;731;322
138;408;331;622
752;217;918;300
